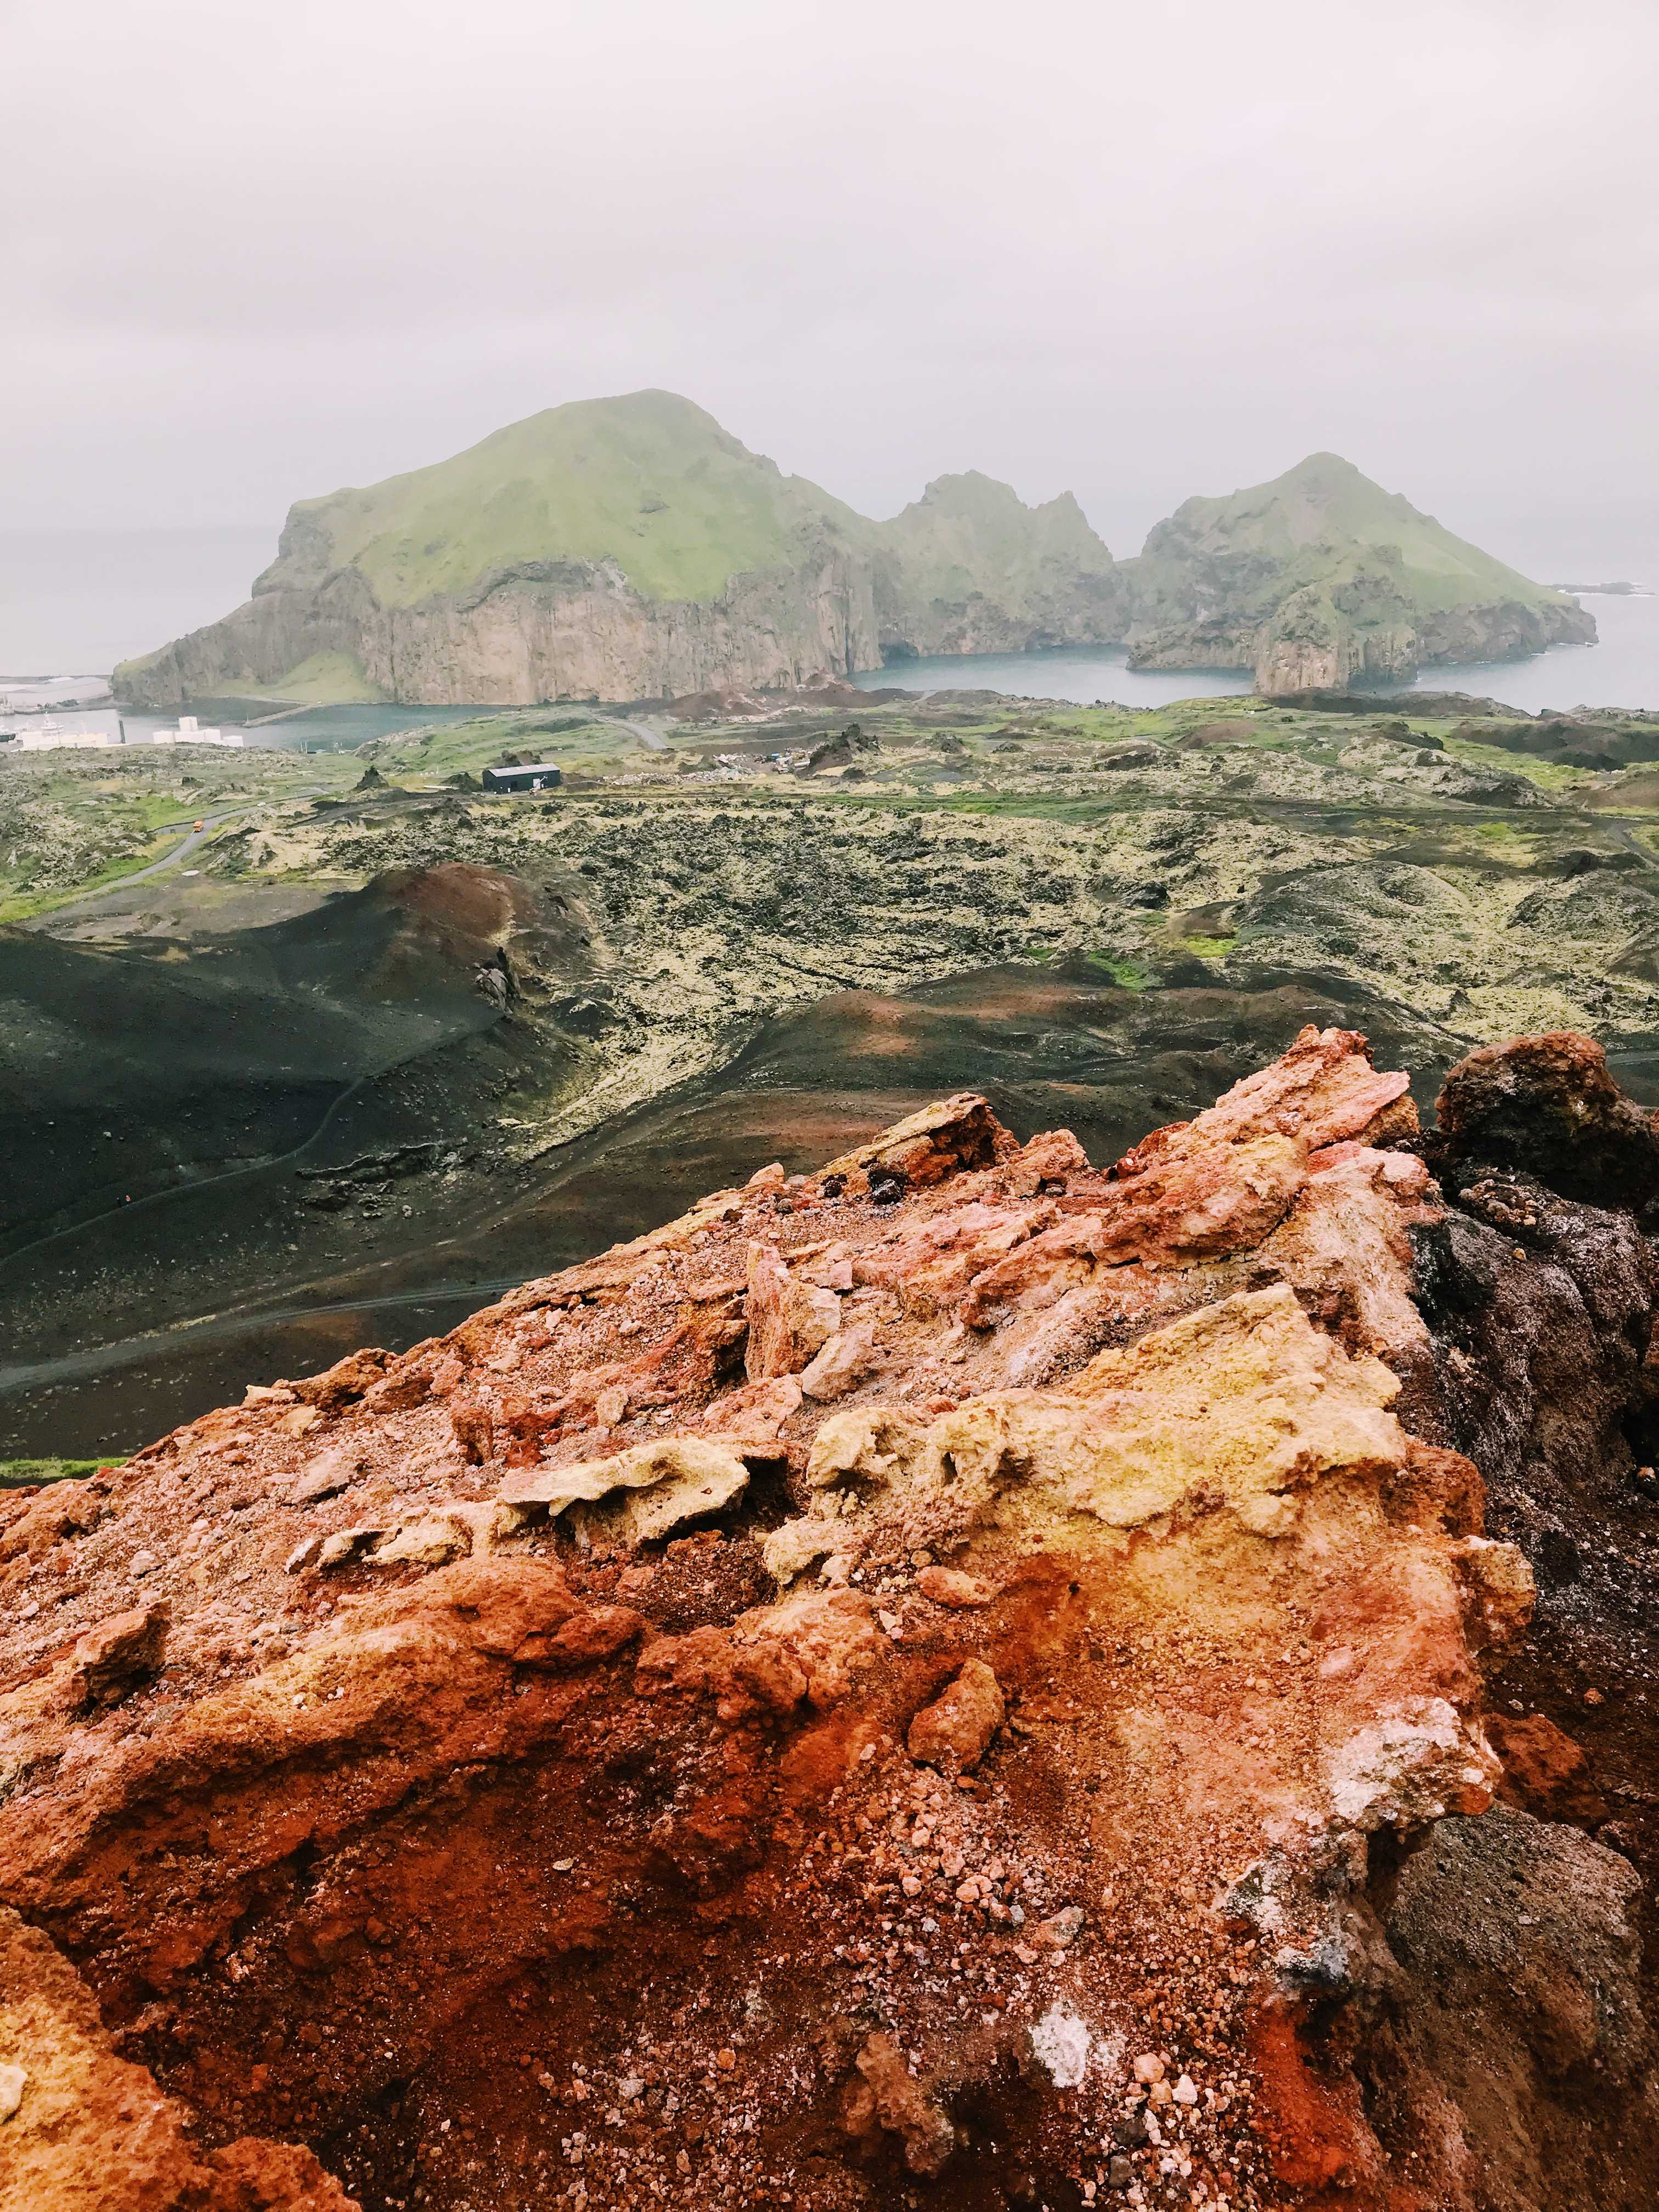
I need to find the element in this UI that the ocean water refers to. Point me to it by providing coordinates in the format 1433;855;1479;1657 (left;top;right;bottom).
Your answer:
1372;590;1659;713
3;524;1654;719
853;591;1659;714
859;647;1255;710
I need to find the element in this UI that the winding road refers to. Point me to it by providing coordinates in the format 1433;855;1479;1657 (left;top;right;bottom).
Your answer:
1607;822;1659;874
612;714;669;752
33;806;249;923
32;790;327;924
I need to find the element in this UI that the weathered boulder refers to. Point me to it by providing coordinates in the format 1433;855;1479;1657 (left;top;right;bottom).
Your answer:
906;1658;1006;1774
1432;1030;1659;1208
67;1605;168;1709
743;1243;843;1379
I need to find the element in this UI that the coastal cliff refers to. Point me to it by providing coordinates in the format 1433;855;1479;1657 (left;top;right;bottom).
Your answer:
115;410;1595;708
115;396;1122;709
1124;453;1595;693
128;543;883;708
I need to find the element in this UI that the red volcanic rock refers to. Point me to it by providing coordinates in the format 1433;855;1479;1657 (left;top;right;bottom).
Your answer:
0;1905;356;2211
69;1603;168;1709
917;1565;991;1609
1;1027;1655;2210
906;1658;1005;1774
841;2030;955;2176
743;1241;842;1379
1487;1709;1608;1825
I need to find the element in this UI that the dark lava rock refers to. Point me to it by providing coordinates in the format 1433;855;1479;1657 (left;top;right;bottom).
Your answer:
1431;1032;1659;1209
1378;1807;1659;2208
1293;689;1531;717
1538;846;1647;878
1175;719;1260;750
1358;718;1438;748
805;725;880;771
1404;1053;1659;1928
1461;716;1659;769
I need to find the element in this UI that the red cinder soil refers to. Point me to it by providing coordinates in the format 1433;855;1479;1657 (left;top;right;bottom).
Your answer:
2;1028;1656;2212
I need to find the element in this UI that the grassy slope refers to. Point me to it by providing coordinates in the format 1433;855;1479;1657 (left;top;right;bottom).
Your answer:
1132;452;1572;617
272;651;387;703
116;404;1581;713
0;1458;105;1487
269;390;874;611
881;471;1117;609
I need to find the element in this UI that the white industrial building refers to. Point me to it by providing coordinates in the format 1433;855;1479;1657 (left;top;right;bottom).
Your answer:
149;715;245;747
4;712;247;754
12;721;116;752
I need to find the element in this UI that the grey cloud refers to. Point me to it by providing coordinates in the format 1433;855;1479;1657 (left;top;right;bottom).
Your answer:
4;0;1655;578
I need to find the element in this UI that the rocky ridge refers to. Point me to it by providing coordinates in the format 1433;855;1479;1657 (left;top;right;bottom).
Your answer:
112;402;1588;709
2;1027;1656;2209
113;398;1126;712
1125;454;1594;694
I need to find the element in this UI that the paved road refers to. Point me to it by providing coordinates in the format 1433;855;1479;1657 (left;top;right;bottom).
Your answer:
37;807;247;921
35;789;325;922
612;715;669;752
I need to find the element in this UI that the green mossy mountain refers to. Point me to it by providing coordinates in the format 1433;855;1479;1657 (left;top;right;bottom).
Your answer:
114;403;1592;708
1123;452;1594;692
115;394;1122;709
263;390;868;612
874;471;1127;659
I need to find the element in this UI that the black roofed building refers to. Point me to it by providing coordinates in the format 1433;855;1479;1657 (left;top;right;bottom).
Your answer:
482;761;563;793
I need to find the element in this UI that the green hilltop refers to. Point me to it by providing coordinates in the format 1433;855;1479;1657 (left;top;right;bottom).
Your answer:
259;388;872;611
1132;450;1571;622
113;403;1590;708
1123;451;1593;690
883;470;1117;604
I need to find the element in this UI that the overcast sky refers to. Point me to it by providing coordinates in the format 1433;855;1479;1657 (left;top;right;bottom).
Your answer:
8;0;1657;578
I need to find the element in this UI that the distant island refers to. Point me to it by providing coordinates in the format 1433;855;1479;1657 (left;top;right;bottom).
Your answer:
1554;580;1647;596
115;391;1595;707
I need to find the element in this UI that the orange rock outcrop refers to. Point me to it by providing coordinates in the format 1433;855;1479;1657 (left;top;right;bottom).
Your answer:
1;1026;1654;2211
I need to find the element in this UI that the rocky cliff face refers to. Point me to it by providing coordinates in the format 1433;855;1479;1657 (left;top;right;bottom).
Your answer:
1122;454;1596;696
115;414;1598;709
113;397;1124;710
4;1027;1656;2211
1128;588;1593;697
872;473;1127;661
116;544;884;709
1243;589;1592;697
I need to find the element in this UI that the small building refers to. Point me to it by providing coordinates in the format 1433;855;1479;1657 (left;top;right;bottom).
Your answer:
13;720;116;752
150;714;245;747
483;761;562;793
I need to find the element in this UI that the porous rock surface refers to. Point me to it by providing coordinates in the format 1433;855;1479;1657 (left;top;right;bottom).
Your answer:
2;1028;1656;2210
